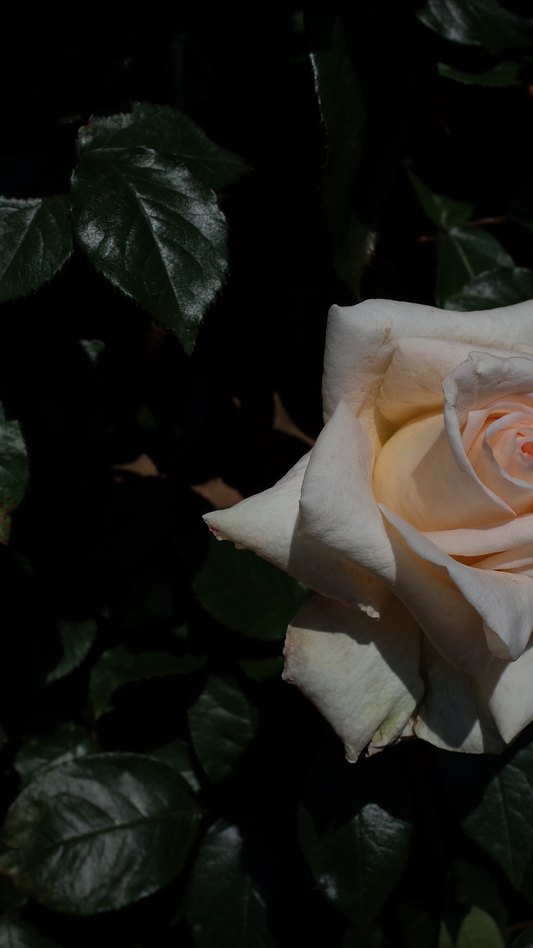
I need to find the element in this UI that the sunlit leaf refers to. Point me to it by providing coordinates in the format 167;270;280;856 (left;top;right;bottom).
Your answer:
1;753;201;914
0;195;72;303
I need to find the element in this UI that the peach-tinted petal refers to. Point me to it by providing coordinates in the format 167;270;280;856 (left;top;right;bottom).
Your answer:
381;506;533;661
424;513;533;556
283;594;423;762
323;299;533;446
203;452;388;617
299;401;490;674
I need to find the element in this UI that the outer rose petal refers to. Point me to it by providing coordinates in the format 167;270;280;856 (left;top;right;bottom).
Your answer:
283;594;423;762
324;299;533;446
299;400;491;674
203;452;388;618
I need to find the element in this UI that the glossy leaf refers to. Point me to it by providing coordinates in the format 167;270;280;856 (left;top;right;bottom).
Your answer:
463;743;533;891
89;646;206;719
14;724;98;787
417;0;532;56
0;195;72;303
187;820;275;948
147;740;200;792
439;907;504;948
299;746;412;933
407;169;472;230
443;267;533;310
437;61;522;86
188;676;255;784
46;619;97;683
193;536;309;640
78;103;247;190
310;17;375;295
0;914;61;948
0;403;29;544
0;753;201;914
436;226;514;306
70;144;228;354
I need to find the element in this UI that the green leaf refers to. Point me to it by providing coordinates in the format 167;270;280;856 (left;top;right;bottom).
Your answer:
407;170;473;229
443;267;533;310
147;740;200;792
78;103;247;191
0;753;201;914
0;195;73;304
437;61;522;86
511;930;533;948
187;820;275;948
417;0;533;56
396;899;436;948
188;676;255;784
441;906;505;948
0;403;29;544
89;646;206;720
436;226;514;306
193;536;309;640
454;859;507;928
70;144;228;354
0;914;62;948
463;743;533;891
14;723;98;787
299;746;412;934
237;658;284;683
309;17;375;295
46;619;98;683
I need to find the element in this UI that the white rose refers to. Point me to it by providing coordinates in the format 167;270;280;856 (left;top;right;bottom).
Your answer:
204;299;533;760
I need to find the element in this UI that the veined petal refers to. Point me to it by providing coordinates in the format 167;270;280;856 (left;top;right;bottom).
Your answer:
203;451;388;617
299;401;490;674
283;594;423;762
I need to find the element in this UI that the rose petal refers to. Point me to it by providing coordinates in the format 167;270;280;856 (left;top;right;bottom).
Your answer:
424;513;533;556
299;401;491;674
203;452;388;617
479;640;533;743
381;506;533;661
283;593;423;762
412;639;505;753
324;299;533;446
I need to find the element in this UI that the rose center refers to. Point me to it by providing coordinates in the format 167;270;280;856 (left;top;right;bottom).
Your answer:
521;440;533;457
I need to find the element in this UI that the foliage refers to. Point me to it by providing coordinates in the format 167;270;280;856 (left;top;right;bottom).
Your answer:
1;1;533;946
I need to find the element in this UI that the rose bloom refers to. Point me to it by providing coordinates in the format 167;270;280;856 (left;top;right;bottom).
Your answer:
204;299;533;759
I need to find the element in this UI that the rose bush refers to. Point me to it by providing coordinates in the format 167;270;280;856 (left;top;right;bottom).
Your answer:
204;299;533;759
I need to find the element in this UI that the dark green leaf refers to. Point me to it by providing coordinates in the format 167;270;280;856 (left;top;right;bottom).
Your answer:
14;724;98;787
0;195;73;303
0;403;29;544
78;103;247;190
436;226;514;306
396;899;436;948
511;929;533;948
443;267;533;310
0;753;201;914
70;145;228;354
407;170;473;229
188;676;255;784
89;646;206;720
187;820;275;948
417;0;533;56
439;907;504;948
193;536;309;640
299;746;412;933
0;877;28;911
454;859;507;928
46;619;97;683
237;658;284;683
310;17;375;295
437;61;522;85
0;914;61;948
147;740;200;792
80;339;105;363
463;743;533;891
